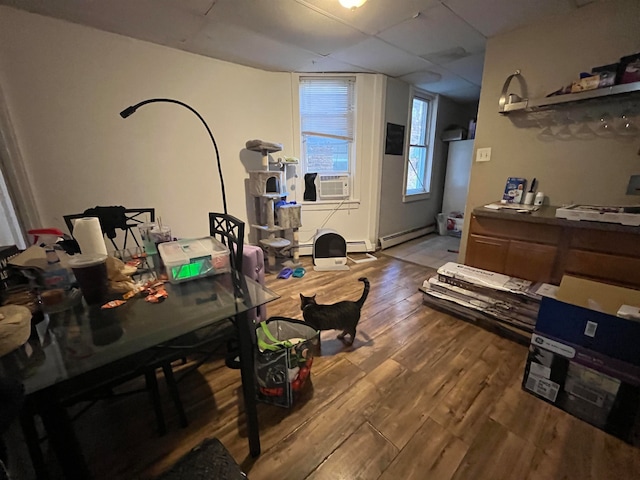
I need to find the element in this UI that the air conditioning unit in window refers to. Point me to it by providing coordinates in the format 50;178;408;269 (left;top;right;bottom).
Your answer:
318;174;350;199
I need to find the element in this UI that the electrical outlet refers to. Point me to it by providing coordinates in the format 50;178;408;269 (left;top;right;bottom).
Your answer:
476;147;492;162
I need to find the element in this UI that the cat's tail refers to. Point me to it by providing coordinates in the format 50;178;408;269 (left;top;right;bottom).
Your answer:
356;277;370;308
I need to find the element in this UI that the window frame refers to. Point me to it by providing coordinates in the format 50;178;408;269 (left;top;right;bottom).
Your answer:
296;74;358;204
403;89;437;203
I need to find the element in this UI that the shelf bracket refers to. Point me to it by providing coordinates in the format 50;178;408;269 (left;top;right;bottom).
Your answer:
498;70;529;114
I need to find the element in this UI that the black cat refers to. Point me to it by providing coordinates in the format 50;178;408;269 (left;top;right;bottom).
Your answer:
300;277;370;345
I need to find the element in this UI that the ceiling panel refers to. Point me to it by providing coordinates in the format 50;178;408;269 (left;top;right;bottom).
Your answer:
443;0;575;38
190;21;317;72
159;0;216;16
293;55;371;73
442;52;485;85
401;65;474;93
330;37;436;77
0;0;209;45
0;0;492;102
441;85;482;103
299;0;439;35
207;0;368;56
378;3;486;57
398;70;443;85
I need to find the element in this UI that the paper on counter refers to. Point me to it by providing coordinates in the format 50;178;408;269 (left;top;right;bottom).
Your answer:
9;245;48;271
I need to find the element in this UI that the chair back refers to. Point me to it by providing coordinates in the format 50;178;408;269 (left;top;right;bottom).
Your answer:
64;207;155;252
208;213;244;276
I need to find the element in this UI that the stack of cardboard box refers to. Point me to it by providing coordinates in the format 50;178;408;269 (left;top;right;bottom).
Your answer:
420;262;557;342
522;276;640;446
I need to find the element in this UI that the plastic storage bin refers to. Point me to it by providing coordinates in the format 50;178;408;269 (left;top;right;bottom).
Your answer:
158;237;230;284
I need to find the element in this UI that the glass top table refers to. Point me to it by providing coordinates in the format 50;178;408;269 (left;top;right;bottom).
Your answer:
12;272;278;395
2;270;278;479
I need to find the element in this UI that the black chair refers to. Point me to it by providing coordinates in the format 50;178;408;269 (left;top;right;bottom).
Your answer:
61;207;187;436
166;213;246;366
64;207;155;252
149;214;247;428
209;213;244;282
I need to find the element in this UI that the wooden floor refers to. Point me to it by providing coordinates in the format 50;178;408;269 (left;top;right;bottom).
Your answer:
25;255;640;479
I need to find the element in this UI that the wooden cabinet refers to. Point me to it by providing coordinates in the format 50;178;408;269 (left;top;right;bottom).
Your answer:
466;231;557;283
465;207;640;288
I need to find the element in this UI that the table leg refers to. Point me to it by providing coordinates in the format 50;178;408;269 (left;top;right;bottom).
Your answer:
19;404;48;480
144;370;166;436
236;311;260;457
32;390;92;480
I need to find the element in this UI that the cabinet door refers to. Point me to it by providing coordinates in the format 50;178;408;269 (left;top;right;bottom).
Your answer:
465;234;509;273
505;240;557;283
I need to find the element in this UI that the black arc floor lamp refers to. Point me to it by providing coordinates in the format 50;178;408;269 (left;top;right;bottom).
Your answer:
120;98;228;215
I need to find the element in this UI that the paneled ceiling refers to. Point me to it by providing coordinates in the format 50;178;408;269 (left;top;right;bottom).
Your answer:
0;0;599;104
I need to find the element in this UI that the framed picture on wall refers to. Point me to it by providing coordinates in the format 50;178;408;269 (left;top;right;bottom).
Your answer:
385;123;405;156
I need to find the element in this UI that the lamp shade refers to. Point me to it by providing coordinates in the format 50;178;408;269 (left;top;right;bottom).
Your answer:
339;0;367;9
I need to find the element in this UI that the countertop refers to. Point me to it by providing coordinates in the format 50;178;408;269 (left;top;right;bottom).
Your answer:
472;204;640;235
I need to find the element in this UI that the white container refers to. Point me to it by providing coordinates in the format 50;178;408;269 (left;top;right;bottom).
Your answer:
524;192;536;205
158;237;230;284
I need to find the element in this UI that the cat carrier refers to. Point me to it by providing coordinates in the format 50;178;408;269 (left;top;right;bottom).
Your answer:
312;229;349;271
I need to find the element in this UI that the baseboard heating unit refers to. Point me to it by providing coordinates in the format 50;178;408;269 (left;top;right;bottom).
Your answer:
379;225;434;250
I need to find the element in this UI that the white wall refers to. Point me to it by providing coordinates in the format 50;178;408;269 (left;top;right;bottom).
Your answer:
461;0;640;258
0;7;384;247
378;77;476;240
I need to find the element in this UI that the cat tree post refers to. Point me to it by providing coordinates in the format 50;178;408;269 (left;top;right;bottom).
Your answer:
248;171;290;272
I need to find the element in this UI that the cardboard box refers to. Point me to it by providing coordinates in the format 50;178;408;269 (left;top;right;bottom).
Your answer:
522;277;640;445
555;204;640;226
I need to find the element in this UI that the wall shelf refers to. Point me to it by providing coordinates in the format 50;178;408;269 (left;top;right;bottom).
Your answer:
499;70;640;114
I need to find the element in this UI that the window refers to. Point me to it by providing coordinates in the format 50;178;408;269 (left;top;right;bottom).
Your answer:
404;92;435;199
299;77;355;175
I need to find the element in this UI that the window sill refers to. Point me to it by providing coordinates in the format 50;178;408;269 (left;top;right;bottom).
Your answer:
301;199;360;211
402;192;431;203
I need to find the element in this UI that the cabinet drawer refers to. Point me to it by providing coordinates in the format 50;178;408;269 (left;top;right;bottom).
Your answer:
570;229;640;258
565;250;640;288
505;240;556;283
470;215;561;245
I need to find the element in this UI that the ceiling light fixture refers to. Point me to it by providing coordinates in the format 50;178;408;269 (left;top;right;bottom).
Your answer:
339;0;367;10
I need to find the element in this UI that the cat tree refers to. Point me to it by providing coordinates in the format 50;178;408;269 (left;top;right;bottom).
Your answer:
246;140;302;271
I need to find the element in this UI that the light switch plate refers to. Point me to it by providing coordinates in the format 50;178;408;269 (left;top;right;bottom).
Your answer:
626;175;640;195
476;147;491;162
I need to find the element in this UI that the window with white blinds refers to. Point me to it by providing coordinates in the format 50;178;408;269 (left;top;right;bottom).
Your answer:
299;77;355;174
